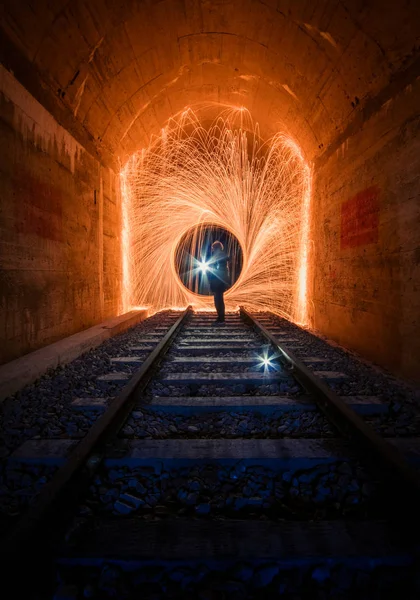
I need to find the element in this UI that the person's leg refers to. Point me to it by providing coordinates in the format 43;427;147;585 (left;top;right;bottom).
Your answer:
219;291;225;321
214;291;224;321
213;291;221;319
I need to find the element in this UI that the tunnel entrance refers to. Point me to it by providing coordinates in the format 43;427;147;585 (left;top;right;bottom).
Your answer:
174;224;243;296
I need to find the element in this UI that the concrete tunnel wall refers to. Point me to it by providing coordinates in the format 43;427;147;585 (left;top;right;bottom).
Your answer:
311;75;420;379
0;0;419;380
0;66;122;364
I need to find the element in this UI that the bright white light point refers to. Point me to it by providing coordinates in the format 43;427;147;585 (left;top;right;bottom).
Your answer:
199;261;209;274
258;353;274;369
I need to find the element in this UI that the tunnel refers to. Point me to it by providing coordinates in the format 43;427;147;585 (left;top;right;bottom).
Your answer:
1;0;420;382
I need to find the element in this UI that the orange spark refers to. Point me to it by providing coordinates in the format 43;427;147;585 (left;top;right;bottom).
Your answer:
120;107;311;323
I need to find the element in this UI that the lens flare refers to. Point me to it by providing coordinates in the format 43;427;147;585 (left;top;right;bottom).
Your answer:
256;348;278;373
120;107;311;324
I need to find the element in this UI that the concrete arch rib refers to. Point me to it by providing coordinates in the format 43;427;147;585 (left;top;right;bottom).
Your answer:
2;0;419;163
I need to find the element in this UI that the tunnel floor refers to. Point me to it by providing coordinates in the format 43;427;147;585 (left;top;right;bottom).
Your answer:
1;310;420;598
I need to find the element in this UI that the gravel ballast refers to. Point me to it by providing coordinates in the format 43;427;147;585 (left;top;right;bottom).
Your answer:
120;409;334;439
53;560;420;600
0;312;180;532
253;312;420;436
0;311;179;458
79;460;380;521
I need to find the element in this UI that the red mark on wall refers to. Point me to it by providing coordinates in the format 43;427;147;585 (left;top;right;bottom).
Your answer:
340;186;380;250
13;170;63;242
328;264;337;280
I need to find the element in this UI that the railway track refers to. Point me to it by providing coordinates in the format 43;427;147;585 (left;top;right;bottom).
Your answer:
2;308;420;598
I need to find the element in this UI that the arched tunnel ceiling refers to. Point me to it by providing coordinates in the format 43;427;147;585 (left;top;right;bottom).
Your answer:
1;0;419;166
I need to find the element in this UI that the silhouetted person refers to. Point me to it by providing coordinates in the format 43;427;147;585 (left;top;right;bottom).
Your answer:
209;240;230;323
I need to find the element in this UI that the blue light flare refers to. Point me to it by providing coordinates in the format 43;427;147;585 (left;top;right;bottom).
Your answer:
256;347;280;373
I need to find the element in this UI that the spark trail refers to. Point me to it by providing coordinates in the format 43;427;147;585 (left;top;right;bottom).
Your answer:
121;107;311;324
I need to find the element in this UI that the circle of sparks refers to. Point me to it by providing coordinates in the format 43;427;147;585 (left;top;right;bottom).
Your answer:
174;223;243;296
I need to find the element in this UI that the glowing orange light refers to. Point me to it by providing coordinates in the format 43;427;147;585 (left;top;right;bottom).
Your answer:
120;107;311;324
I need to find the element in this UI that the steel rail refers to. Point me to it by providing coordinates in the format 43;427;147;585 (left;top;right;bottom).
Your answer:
240;307;420;510
1;306;192;565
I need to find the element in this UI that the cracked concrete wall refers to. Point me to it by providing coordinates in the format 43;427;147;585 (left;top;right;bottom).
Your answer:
0;66;122;364
0;0;419;377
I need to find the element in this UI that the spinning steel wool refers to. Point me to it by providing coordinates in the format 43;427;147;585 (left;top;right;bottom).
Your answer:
121;107;311;324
